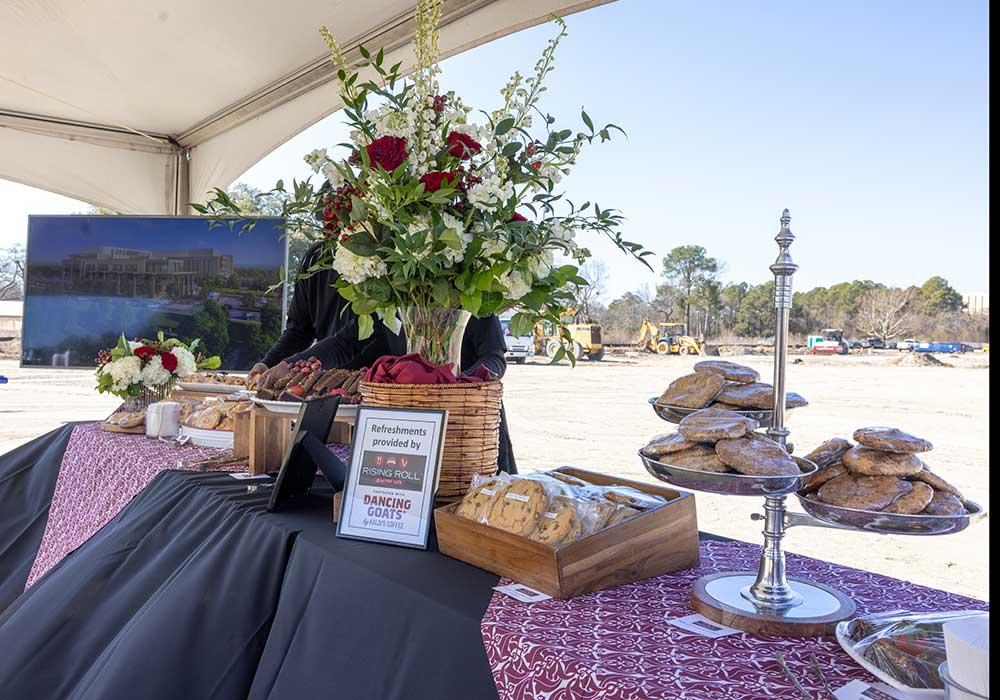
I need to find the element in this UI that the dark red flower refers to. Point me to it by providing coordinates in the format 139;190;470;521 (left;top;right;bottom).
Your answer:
419;171;458;193
432;95;448;113
159;350;178;373
365;136;408;171
133;346;156;362
509;212;528;223
447;131;482;159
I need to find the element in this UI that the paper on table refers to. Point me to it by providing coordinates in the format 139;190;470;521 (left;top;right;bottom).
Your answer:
943;615;989;696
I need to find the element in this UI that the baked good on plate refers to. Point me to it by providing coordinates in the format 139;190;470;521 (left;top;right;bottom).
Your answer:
657;372;726;409
853;427;933;454
693;360;759;384
842;446;923;477
677;408;759;441
817;473;912;511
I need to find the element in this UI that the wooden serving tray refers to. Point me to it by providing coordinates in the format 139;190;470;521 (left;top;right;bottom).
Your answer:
99;421;146;434
434;467;700;599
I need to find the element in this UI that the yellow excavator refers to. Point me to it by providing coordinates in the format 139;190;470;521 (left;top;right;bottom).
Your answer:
637;320;704;355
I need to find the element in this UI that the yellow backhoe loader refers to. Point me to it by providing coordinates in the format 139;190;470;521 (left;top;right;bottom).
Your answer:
636;320;704;355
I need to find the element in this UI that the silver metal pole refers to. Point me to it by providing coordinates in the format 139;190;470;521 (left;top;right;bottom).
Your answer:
746;209;801;611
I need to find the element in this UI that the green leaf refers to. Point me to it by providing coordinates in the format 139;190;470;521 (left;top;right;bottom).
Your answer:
460;291;483;316
341;233;377;257
439;225;462;250
581;109;594;133
199;356;222;370
358;313;375;340
501;141;522;157
494;118;515;136
509;312;534;338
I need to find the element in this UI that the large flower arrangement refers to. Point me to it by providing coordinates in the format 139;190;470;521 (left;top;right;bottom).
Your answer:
95;333;220;399
196;0;651;364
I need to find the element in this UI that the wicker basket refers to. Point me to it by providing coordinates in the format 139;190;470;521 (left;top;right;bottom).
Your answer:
360;380;503;501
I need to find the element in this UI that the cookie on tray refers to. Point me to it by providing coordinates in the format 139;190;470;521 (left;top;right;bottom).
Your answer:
605;504;642;527
603;487;666;511
817;473;911;511
693;360;760;384
717;382;808;409
842;446;923;477
457;475;507;522
549;471;591;488
804;438;853;469
657;372;726;409
488;478;550;536
677;408;759;441
853;427;933;454
921;490;967;516
883;480;934;514
715;435;799;476
800;462;848;493
664;444;731;473
642;432;698;458
910;466;964;500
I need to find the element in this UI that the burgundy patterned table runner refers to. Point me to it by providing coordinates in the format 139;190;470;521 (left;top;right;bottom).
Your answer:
481;539;986;699
26;423;353;589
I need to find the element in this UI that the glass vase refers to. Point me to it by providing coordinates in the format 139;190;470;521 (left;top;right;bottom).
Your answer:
122;382;174;412
400;307;471;376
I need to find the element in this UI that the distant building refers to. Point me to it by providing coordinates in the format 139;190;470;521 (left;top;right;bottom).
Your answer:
0;300;23;339
962;293;989;316
62;246;234;297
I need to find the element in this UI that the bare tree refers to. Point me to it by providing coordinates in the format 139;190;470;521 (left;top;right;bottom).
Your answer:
0;245;25;300
572;259;608;322
856;287;913;342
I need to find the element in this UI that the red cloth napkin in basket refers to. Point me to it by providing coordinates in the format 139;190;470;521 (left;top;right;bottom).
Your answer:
364;354;492;384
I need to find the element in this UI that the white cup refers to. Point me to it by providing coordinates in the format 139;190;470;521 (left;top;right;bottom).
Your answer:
146;401;181;438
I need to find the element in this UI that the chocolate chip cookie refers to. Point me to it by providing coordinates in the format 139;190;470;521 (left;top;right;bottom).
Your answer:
842;446;923;477
817;473;911;511
488;478;550;536
883;480;934;514
694;360;760;384
665;444;732;472
853;427;933;454
715;435;799;476
677;408;759;441
804;438;853;468
921;490;967;516
457;475;507;522
605;504;642;526
658;372;726;409
911;466;964;500
642;432;698;458
530;497;582;545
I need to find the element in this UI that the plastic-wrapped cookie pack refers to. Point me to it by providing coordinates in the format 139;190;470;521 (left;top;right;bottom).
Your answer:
455;471;668;546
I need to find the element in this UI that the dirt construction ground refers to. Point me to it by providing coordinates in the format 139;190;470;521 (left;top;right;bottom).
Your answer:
0;351;990;600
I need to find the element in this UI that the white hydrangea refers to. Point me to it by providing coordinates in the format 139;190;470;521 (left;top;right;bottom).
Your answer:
103;355;142;393
127;341;143;352
321;163;343;188
140;354;173;387
333;244;388;284
526;249;555;278
468;172;514;210
440;212;473;264
549;220;575;243
172;346;198;378
500;269;532;300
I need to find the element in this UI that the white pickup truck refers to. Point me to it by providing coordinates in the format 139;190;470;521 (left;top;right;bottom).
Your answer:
500;316;535;364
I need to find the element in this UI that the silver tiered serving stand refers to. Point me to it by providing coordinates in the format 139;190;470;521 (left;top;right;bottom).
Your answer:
639;210;985;636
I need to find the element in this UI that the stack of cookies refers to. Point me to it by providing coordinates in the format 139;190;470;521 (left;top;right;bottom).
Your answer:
642;408;800;476
800;427;970;516
456;471;667;547
657;360;808;411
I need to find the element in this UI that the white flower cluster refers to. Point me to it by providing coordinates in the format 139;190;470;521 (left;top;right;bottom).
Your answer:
172;346;198;378
101;355;141;393
440;212;472;264
140;354;174;387
499;269;532;300
468;172;514;210
333;243;388;284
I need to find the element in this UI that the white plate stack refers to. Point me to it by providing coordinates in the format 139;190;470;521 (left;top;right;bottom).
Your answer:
941;614;989;699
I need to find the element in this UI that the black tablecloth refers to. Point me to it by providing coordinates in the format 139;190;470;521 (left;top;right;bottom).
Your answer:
0;463;502;700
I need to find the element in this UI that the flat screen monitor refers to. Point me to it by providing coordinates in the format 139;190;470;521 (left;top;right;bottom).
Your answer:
22;215;287;370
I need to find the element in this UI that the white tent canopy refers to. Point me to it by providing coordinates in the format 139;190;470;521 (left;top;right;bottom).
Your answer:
1;0;610;214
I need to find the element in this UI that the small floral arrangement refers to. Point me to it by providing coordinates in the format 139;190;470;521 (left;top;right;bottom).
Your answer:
195;0;651;361
95;332;220;399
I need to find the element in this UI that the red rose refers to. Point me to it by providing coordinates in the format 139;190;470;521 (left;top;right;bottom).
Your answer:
365;136;408;171
447;131;482;159
419;171;458;192
509;212;528;222
133;346;156;362
159;351;178;373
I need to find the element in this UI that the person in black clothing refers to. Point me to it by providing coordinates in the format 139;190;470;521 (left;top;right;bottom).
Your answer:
250;242;517;473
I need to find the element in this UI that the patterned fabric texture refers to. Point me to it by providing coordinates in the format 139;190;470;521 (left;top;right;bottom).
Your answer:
482;539;987;699
25;423;352;588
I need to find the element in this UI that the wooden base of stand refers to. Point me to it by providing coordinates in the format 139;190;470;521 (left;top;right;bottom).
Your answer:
691;572;855;637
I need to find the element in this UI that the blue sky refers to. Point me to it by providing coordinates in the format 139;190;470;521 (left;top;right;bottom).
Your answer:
1;0;989;300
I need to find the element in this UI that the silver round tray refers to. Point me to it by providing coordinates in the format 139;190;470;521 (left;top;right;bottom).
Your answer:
796;495;986;536
648;397;793;428
640;451;817;497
